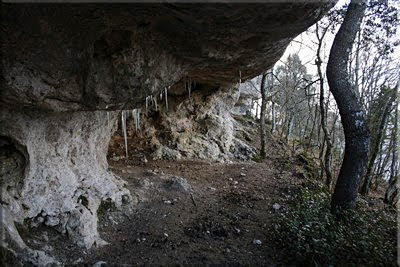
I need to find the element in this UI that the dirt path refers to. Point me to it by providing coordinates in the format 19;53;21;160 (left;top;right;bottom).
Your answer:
77;154;305;266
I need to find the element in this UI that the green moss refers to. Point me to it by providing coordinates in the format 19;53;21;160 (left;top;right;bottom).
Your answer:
297;152;318;179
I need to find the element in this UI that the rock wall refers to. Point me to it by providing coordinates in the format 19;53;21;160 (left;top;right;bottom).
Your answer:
1;3;333;112
231;81;261;116
0;109;130;264
115;84;258;162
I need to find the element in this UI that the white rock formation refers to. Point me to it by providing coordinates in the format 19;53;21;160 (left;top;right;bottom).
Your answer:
0;109;130;263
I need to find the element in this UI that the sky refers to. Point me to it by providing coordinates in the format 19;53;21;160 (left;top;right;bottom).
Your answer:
251;0;400;117
280;0;400;73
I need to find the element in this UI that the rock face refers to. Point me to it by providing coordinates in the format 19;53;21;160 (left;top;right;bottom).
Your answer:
231;81;261;116
0;110;130;264
1;3;332;111
123;84;258;162
0;2;334;265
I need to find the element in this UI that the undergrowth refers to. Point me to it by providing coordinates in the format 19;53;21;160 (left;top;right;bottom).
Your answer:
271;180;397;266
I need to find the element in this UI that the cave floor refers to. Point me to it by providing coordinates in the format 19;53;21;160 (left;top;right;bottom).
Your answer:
66;149;306;266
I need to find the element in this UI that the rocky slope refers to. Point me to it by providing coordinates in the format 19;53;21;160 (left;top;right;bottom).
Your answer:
0;3;334;265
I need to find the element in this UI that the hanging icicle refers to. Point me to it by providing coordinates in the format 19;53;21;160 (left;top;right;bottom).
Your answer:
121;110;128;159
106;105;110;125
137;108;141;131
154;95;158;111
238;69;242;85
132;109;137;131
165;87;168;111
131;108;141;132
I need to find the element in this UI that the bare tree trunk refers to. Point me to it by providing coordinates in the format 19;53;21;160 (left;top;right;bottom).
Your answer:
270;72;276;134
316;24;333;188
361;88;396;195
385;85;399;207
301;112;311;146
327;0;369;212
285;112;293;144
306;104;319;154
260;72;268;159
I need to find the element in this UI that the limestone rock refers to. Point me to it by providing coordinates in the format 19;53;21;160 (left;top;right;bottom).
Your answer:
0;109;130;264
232;81;261;116
1;3;334;111
128;85;257;162
151;146;182;160
168;176;192;192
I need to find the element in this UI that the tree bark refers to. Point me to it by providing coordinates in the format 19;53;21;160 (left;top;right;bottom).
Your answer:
271;72;276;134
259;72;268;159
327;0;370;211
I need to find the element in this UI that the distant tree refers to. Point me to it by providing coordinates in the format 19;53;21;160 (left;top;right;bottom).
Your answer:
360;85;396;195
274;54;313;144
327;0;369;212
315;21;333;189
259;72;268;159
385;82;399;207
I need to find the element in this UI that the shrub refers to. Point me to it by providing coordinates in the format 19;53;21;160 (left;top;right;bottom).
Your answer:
271;181;397;266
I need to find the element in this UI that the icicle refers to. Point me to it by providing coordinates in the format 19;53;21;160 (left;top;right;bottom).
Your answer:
106;105;110;125
154;95;158;111
165;87;168;111
160;92;163;100
238;69;242;85
145;96;149;111
137;108;141;131
132;109;137;131
187;78;191;98
121;110;128;159
131;108;141;132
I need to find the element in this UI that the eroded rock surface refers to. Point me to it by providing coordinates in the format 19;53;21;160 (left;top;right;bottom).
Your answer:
232;81;261;116
115;84;258;162
0;110;130;264
1;3;332;111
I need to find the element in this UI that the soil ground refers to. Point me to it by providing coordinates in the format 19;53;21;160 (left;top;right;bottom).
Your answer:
82;156;305;266
75;119;309;266
32;132;310;266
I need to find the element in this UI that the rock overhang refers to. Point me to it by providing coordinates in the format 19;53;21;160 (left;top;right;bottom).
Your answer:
1;2;335;112
0;2;338;264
